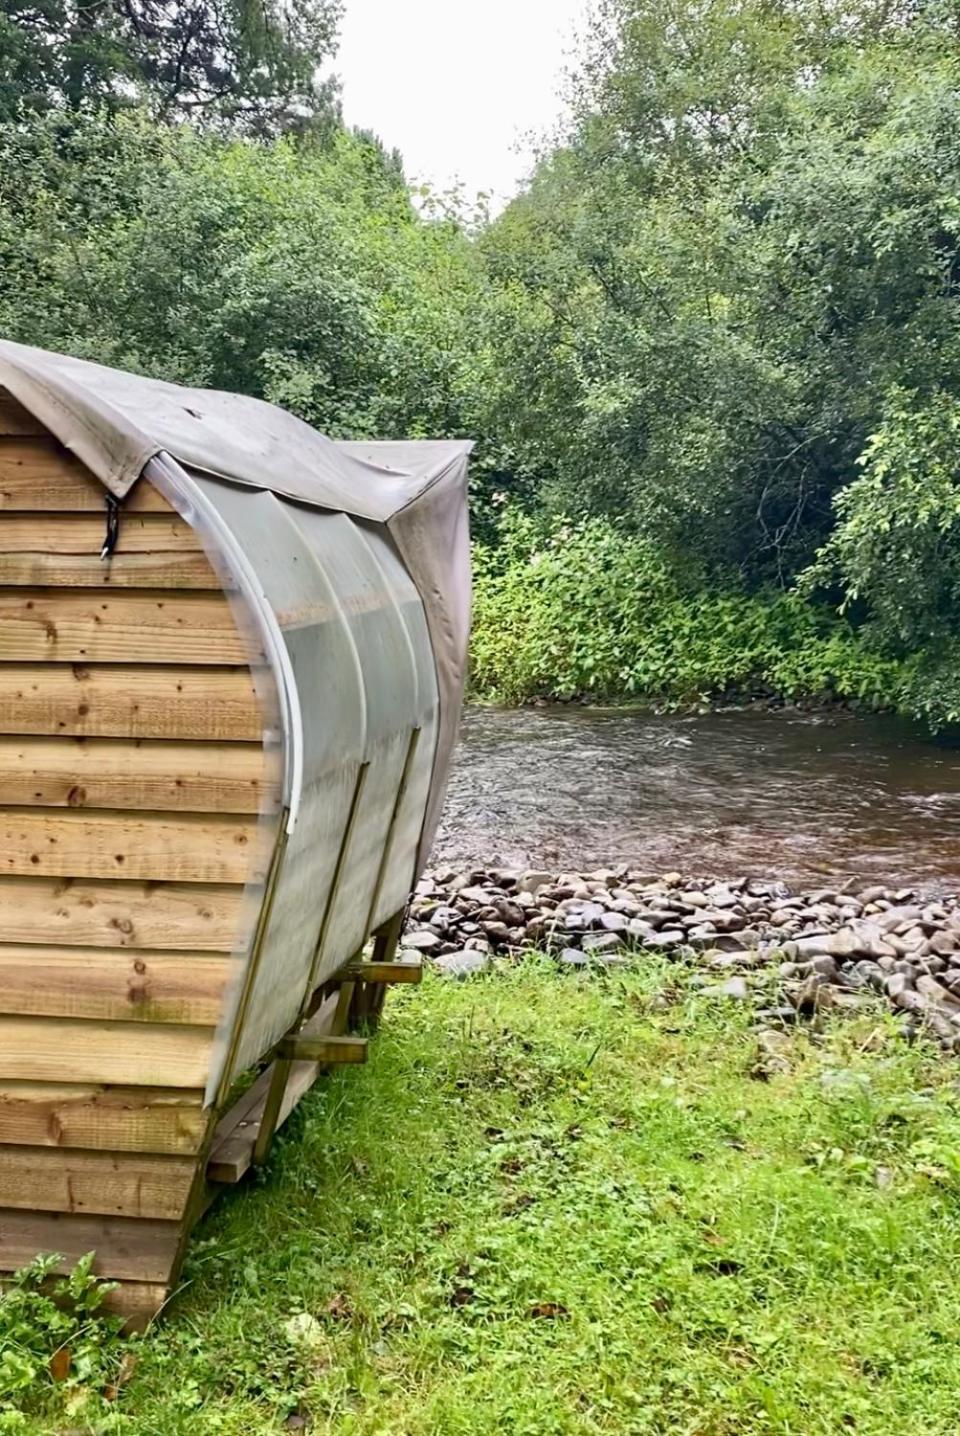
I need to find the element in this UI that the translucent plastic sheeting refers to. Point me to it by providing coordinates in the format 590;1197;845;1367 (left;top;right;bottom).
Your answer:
186;475;439;1084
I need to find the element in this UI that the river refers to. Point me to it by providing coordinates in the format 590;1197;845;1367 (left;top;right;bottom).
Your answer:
434;706;960;893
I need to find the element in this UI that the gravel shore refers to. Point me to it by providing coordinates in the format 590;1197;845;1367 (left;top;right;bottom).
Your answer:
405;866;960;1050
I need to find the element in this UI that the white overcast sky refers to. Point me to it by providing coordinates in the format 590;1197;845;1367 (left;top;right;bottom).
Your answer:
336;0;591;206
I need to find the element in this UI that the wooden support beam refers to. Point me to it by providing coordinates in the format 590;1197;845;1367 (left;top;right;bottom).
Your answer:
352;908;407;1028
276;1034;367;1065
207;991;341;1184
251;1057;292;1167
343;958;422;985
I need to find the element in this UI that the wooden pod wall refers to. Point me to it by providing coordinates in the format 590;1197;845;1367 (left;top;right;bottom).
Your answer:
0;390;280;1320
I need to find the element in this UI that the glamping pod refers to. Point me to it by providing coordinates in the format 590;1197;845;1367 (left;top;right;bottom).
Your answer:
0;341;471;1324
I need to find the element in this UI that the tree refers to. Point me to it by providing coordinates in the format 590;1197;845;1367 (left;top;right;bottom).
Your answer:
0;0;342;132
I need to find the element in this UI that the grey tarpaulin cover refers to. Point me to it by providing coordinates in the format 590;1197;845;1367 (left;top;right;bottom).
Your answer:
0;338;472;869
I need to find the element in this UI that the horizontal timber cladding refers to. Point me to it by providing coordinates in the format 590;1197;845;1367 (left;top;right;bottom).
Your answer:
0;808;266;883
0;395;45;437
0;514;203;553
0;589;251;664
0;736;278;812
0;946;229;1024
0;550;222;589
0;1210;180;1283
0;876;246;949
0;1084;207;1154
0;1146;196;1219
0;664;265;739
0;1018;213;1086
0;437;172;510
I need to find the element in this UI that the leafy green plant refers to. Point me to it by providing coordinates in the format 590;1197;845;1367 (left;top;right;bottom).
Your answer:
0;1253;133;1424
471;511;901;709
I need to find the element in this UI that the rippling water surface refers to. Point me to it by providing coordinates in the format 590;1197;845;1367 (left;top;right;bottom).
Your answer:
434;706;960;892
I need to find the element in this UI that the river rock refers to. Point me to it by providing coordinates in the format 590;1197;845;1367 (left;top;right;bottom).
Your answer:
406;865;960;1054
434;950;491;979
404;930;442;951
702;975;750;1001
582;932;624;955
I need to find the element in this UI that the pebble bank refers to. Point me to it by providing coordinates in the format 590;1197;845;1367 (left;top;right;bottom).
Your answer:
404;867;960;1052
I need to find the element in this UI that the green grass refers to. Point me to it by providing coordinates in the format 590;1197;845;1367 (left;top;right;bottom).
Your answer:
8;957;960;1434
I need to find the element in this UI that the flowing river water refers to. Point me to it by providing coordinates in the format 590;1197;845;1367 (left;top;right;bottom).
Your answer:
434;705;960;893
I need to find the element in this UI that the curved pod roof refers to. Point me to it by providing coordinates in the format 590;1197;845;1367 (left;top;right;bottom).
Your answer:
0;342;472;1096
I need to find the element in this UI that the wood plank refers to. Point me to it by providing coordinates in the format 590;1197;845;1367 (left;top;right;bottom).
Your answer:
0;1083;207;1154
343;958;422;985
0;808;266;883
0;877;246;950
277;1035;367;1064
0;439;173;510
0;1018;213;1086
0;1209;179;1282
0;664;266;739
0;946;230;1024
0;514;202;553
0;736;276;813
0;549;222;588
0;1147;196;1219
0;395;45;437
0;590;249;664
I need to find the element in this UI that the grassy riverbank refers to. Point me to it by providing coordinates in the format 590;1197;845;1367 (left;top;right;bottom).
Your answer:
11;959;960;1434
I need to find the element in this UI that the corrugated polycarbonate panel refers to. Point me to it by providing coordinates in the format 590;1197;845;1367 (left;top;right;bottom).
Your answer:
355;523;440;931
282;507;433;980
185;474;441;1083
188;477;368;1079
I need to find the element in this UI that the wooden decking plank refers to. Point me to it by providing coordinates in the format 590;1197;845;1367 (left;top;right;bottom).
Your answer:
0;514;202;553
0;664;266;740
0;1146;196;1219
0;1209;180;1282
208;993;341;1184
0;551;221;588
0;440;173;510
0;397;45;437
0;589;250;664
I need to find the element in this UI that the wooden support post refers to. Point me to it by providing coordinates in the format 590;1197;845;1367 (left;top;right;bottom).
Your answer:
351;907;407;1028
276;1034;367;1064
252;1056;292;1167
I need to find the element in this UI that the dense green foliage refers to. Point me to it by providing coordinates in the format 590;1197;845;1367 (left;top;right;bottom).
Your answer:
473;513;899;708
473;0;960;718
0;0;341;132
10;960;960;1432
1;0;959;717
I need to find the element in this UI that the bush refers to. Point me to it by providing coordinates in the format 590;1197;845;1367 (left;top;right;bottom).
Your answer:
471;513;901;709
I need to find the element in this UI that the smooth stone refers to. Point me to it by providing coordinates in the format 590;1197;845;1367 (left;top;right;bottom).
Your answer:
558;948;590;968
582;932;625;954
655;929;686;951
519;870;555;894
702;975;750;1001
404;930;442;951
434;950;491;979
600;911;629;932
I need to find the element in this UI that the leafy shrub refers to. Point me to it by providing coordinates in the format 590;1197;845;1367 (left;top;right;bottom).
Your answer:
471;512;901;709
0;1254;133;1424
